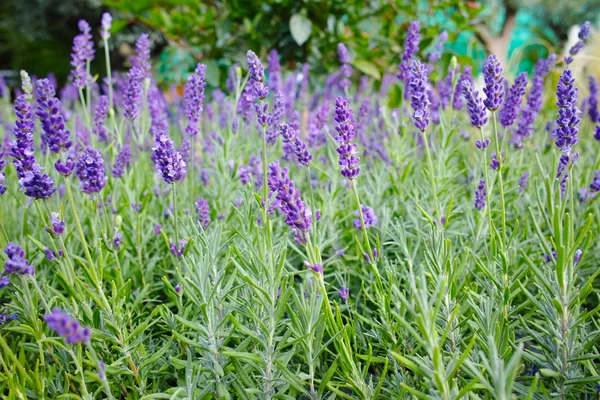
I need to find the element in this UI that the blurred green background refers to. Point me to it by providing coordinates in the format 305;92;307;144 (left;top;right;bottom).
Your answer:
0;0;599;88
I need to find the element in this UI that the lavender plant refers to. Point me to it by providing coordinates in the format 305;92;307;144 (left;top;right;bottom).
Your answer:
0;17;600;400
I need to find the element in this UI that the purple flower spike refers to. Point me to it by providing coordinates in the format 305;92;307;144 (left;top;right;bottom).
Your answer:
428;31;448;64
76;147;108;194
589;171;600;192
123;67;144;120
398;21;420;81
268;49;281;94
10;95;36;178
44;248;56;260
132;33;151;77
474;179;486;210
353;205;377;230
588;75;598;123
93;95;109;143
519;171;530;194
408;60;431;132
475;138;490;149
268;161;312;244
170;240;186;258
246;50;269;100
305;261;323;275
70;34;93;88
279;123;312;166
19;168;57;199
453;66;473;110
112;145;131;178
154;224;162;235
47;212;65;236
334;97;360;180
4;243;34;275
55;158;75;177
35;79;72;153
482;55;505;111
152;131;187;184
337;43;351;64
184;63;207;137
565;21;591;64
554;70;580;155
499;72;528;127
462;81;488;128
101;13;112;40
338;286;350;303
44;308;90;344
194;197;210;229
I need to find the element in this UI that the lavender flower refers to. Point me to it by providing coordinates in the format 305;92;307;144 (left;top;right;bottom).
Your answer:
35;79;72;153
101;13;112;40
148;85;169;135
154;224;162;235
266;92;284;145
246;50;268;100
76;147;108;194
93;95;109;143
0;310;17;324
195;198;210;229
70;34;92;88
588;75;598;123
44;308;90;344
398;21;420;81
152;132;187;184
305;261;323;275
565;21;591;64
268;49;281;94
0;156;6;195
10;95;36;177
353;205;377;229
574;249;583;265
428;31;448;63
184;63;207;136
113;232;122;249
338;286;350;303
554;70;580;155
132;34;151;77
123;67;144;120
453;66;473;110
462;81;488;128
279;123;312;166
77;20;94;61
476;138;490;149
55;158;75;177
474;179;486;210
268;161;312;244
408;61;431;131
519;171;530;194
334;97;360;180
499;72;528;127
47;212;65;236
19;168;57;199
170;240;186;257
45;248;56;260
338;43;352;91
112;144;131;178
4;243;34;275
514;55;556;146
20;70;33;100
482;55;505;111
589;171;600;192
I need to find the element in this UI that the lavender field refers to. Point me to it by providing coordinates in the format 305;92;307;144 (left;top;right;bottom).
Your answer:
1;12;600;400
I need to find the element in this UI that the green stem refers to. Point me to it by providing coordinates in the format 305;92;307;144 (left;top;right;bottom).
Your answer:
103;38;114;111
65;178;112;313
479;127;495;248
173;183;179;243
421;128;441;224
492;112;507;246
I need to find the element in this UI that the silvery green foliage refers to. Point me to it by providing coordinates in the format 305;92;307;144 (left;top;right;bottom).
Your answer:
1;29;600;400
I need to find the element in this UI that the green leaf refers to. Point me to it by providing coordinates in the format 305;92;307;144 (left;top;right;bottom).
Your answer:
352;60;381;80
289;14;312;46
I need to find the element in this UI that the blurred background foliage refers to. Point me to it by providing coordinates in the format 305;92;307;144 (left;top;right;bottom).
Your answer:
0;0;599;88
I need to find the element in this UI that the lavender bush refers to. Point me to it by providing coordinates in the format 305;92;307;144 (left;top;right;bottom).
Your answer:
0;16;599;400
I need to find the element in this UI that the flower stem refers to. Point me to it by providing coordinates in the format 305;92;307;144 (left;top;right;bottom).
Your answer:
421;128;441;224
492;111;507;246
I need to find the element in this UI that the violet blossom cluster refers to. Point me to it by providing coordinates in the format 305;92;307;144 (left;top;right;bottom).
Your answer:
93;95;109;143
453;66;473;110
267;160;312;244
4;243;34;276
565;21;591;64
35;78;72;153
338;43;352;92
428;31;448;64
184;63;207;136
353;205;377;230
499;72;528;127
482;55;505;111
398;21;420;82
462;81;488;128
44;308;91;344
474;179;486;210
268;49;282;94
279;123;312;166
132;34;151;77
408;60;431;132
112;144;132;178
195;198;210;229
76;147;108;194
588;75;598;123
334;97;360;180
152;131;187;184
123;67;144;120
